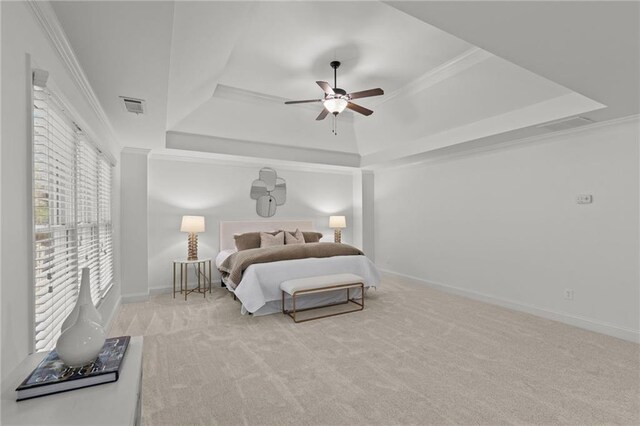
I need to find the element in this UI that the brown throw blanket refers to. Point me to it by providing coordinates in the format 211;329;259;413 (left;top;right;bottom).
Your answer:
219;243;364;288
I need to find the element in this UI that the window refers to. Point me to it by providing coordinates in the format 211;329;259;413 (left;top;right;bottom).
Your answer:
33;85;114;352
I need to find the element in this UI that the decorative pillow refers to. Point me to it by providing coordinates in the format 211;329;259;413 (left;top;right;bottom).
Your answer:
235;230;322;250
284;229;305;245
260;231;284;247
234;232;261;251
234;231;278;251
301;231;323;243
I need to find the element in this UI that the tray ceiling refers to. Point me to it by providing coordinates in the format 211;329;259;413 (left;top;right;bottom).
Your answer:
49;1;628;168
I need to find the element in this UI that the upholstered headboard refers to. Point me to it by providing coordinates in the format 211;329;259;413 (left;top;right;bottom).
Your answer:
219;220;315;252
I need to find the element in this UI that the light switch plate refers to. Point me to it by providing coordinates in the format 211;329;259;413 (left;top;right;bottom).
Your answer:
577;194;593;204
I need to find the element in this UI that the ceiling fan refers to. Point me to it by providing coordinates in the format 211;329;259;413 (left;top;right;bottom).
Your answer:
284;61;384;134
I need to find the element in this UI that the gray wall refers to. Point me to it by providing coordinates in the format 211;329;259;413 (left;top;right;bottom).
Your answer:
375;118;639;341
120;149;150;301
1;2;122;381
146;157;358;292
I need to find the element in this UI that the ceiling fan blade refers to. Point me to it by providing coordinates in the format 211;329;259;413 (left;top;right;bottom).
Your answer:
316;81;335;95
284;99;322;105
347;102;373;116
348;88;384;100
316;108;329;121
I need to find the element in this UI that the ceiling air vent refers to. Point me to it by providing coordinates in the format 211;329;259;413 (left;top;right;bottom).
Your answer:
538;116;594;132
120;96;145;115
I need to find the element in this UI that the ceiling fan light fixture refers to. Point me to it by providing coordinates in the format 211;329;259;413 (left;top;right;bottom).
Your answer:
323;97;348;114
284;60;383;132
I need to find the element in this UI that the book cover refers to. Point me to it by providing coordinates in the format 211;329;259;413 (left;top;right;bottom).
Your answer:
16;335;131;401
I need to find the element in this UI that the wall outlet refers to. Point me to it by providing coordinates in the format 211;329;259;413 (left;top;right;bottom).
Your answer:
576;194;593;204
564;289;574;300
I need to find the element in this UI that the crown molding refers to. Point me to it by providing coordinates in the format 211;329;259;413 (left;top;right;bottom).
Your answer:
166;130;361;169
372;47;493;108
151;150;357;175
121;147;152;156
212;84;356;123
371;114;640;172
363;90;605;167
26;0;120;148
520;113;639;142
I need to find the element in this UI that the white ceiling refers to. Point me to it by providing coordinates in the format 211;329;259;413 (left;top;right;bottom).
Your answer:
357;54;575;156
51;1;174;149
49;1;638;168
215;2;472;101
388;1;640;123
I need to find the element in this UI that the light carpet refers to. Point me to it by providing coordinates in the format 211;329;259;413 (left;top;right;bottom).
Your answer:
110;275;640;425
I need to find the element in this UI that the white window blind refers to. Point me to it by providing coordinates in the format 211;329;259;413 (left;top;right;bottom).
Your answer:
33;87;79;352
32;85;114;352
77;139;101;304
98;159;114;299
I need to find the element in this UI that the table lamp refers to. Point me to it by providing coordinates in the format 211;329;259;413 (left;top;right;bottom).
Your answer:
180;215;205;260
329;216;346;243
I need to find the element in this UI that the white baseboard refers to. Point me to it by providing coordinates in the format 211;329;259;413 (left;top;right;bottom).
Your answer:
379;268;640;343
149;287;173;296
121;292;150;303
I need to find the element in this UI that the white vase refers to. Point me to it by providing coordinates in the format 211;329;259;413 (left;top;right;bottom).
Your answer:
56;305;106;367
61;267;101;333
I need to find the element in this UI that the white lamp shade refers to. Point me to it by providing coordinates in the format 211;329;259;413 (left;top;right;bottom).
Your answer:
323;98;348;114
329;216;346;228
180;215;205;233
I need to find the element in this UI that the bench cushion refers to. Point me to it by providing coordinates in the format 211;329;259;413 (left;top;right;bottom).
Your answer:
281;273;363;295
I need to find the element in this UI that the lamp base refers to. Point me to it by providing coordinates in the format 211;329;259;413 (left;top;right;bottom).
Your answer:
334;229;342;244
187;233;198;260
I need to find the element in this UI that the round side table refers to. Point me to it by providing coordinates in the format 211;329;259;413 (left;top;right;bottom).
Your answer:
172;258;212;300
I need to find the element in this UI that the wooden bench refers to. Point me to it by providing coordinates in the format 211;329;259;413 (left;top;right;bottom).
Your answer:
280;273;365;323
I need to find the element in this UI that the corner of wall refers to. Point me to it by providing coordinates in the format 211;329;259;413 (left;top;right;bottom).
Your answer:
352;170;364;249
373;118;639;342
99;285;122;336
362;170;375;261
120;149;150;302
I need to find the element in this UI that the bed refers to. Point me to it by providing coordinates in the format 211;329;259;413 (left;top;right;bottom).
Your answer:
216;220;380;316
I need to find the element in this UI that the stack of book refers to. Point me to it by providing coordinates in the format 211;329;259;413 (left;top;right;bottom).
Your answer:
16;335;131;401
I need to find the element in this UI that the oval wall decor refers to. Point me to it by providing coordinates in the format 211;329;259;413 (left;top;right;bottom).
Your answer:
250;168;286;217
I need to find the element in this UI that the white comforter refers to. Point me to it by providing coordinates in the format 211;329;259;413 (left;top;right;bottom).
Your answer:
230;255;380;316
